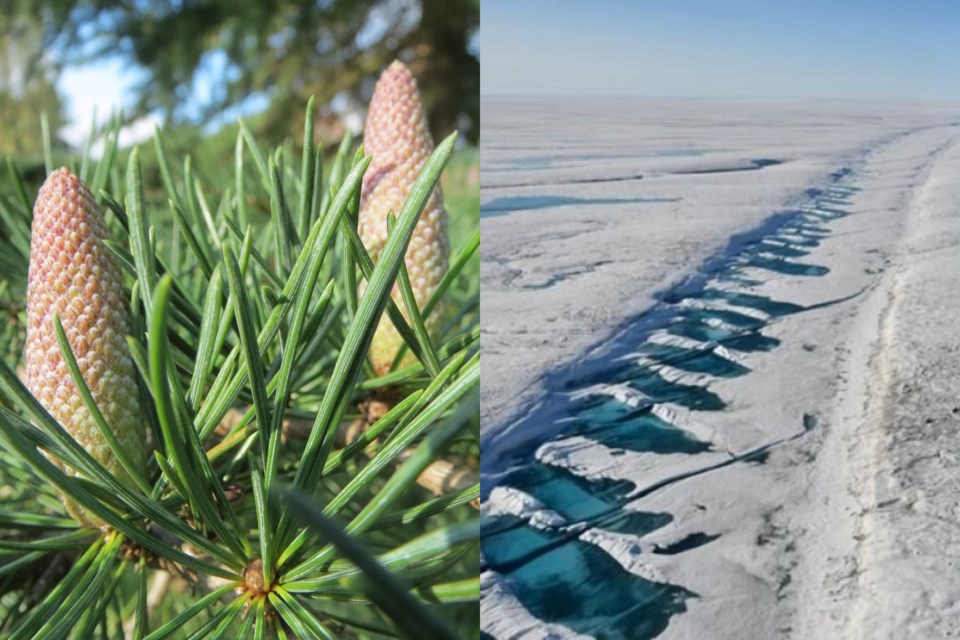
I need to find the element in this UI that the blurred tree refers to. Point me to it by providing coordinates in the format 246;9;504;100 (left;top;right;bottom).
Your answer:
0;13;67;154
8;0;479;145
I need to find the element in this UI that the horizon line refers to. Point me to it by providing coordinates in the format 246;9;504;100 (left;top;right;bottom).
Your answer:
481;92;960;108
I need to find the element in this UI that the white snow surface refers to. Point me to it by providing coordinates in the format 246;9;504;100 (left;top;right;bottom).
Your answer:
482;97;955;451
480;98;960;639
482;485;568;529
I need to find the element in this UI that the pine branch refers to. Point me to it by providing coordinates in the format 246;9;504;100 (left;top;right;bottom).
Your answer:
0;61;478;637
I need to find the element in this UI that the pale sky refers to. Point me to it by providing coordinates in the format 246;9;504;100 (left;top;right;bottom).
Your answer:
57;53;269;152
55;3;459;151
483;0;960;103
58;57;156;150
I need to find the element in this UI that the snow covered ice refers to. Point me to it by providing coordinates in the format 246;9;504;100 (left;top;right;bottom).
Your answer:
480;97;960;639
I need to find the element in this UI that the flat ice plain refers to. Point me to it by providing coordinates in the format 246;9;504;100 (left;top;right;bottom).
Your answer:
480;97;960;639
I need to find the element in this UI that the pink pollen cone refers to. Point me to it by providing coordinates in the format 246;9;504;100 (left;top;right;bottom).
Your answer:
26;167;148;527
358;60;450;376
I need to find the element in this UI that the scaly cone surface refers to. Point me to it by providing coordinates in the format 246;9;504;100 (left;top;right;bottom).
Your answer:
26;167;147;527
359;60;449;376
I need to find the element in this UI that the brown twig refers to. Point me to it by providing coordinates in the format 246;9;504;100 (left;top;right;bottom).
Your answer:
19;365;478;504
218;406;479;503
122;569;172;639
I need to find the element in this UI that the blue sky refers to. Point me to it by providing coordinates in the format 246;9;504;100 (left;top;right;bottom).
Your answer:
58;54;269;150
483;1;960;102
58;5;479;150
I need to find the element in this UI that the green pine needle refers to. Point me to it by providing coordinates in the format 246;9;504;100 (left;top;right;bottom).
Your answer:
0;95;478;638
